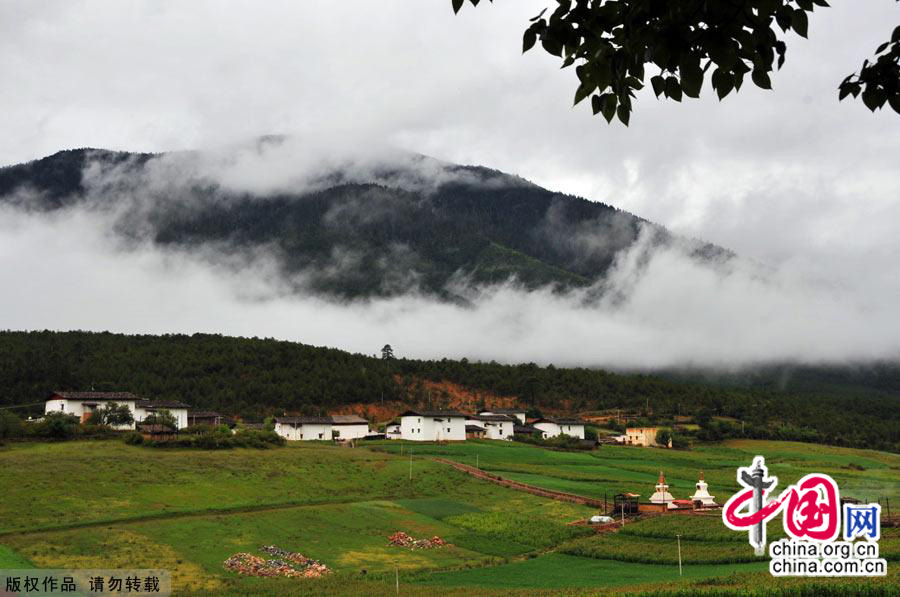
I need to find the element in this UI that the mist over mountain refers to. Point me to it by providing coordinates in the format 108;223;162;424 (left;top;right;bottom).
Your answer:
0;140;730;302
1;139;899;370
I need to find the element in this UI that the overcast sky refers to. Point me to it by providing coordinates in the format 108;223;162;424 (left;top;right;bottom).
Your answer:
2;1;899;367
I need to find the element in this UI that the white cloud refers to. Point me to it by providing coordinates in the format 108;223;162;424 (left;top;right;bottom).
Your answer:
2;206;898;369
0;1;898;369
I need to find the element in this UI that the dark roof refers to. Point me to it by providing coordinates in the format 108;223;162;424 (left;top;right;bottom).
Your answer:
399;410;466;418
138;399;190;409
330;415;368;425
533;417;585;426
468;414;515;422
188;411;223;418
513;424;539;434
465;424;486;433
275;416;332;425
49;391;140;401
479;408;525;415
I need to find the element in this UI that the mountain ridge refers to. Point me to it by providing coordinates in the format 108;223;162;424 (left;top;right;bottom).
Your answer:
0;146;732;301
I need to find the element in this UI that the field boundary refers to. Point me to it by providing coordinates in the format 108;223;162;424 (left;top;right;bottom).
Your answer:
432;457;606;509
0;494;410;539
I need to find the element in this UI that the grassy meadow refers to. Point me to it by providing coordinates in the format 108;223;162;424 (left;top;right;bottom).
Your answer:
0;438;896;595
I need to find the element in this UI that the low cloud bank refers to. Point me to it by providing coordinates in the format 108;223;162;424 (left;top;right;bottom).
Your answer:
2;201;898;370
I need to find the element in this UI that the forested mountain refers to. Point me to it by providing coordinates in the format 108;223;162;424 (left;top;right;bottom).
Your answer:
0;331;896;451
0;146;728;300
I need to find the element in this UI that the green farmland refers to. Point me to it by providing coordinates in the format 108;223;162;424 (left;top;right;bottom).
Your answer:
371;439;900;505
0;439;896;595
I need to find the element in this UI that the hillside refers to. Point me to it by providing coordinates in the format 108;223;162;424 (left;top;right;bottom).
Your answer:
0;330;897;451
0;145;728;300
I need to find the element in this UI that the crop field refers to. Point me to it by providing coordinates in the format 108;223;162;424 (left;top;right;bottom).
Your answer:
370;439;900;505
0;439;896;596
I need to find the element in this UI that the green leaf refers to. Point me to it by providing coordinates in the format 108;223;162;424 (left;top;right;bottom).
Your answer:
452;0;465;14
664;77;682;102
650;75;665;98
888;94;900;115
679;61;703;98
711;68;734;100
591;95;602;115
574;81;594;106
862;88;886;111
523;30;537;53
792;9;809;38
751;68;772;90
600;93;617;122
616;104;631;126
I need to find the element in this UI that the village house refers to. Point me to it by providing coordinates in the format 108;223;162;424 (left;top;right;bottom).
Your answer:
274;416;333;441
398;410;466;441
478;408;526;425
384;421;401;439
44;391;190;430
134;399;190;429
187;411;227;427
465;414;515;440
625;426;660;447
513;423;540;438
330;415;370;440
465;424;486;439
532;417;586;439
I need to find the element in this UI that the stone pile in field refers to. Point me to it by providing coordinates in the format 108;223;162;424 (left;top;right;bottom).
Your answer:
223;546;331;578
388;531;450;549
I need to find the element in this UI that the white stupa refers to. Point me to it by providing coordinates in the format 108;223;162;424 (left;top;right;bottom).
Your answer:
690;471;718;508
649;471;676;508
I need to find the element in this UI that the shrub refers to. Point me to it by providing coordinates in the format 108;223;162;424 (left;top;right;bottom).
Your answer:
123;431;144;445
93;402;134;427
513;433;594;451
131;427;284;450
142;409;177;430
25;412;79;439
0;411;23;440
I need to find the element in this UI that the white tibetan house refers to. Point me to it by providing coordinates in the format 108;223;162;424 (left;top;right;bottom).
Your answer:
44;391;190;430
274;416;333;441
330;415;370;440
478;408;526;425
384;421;401;439
133;399;190;430
399;410;466;441
532;417;586;439
465;414;515;440
690;471;718;508
649;471;677;509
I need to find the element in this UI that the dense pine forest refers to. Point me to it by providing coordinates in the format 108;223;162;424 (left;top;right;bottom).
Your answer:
1;330;896;451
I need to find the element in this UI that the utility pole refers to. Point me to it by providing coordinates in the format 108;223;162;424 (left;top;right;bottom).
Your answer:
676;534;683;576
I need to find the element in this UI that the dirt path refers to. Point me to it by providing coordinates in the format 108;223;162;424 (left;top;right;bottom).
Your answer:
432;457;607;509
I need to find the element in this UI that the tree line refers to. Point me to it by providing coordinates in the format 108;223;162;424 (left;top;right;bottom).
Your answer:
0;330;895;451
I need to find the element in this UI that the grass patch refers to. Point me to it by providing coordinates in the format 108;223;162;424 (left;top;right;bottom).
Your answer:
444;511;593;550
414;552;768;589
0;544;32;568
